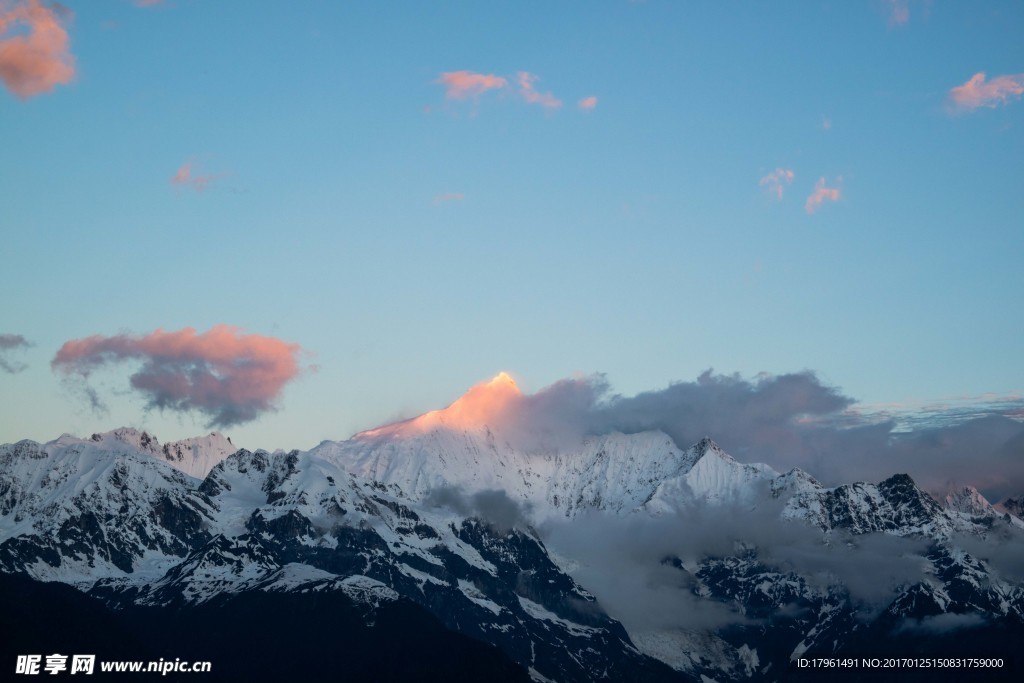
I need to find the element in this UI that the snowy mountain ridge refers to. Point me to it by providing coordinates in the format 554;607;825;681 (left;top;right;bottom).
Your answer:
2;421;1024;682
0;438;678;682
2;372;1022;681
10;419;1021;537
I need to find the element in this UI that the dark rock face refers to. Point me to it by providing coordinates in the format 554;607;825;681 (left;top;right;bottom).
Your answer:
998;495;1024;518
808;474;943;534
0;572;533;683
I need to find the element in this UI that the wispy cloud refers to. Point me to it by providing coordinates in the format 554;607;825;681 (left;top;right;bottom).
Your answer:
0;333;32;373
171;161;218;192
759;168;794;200
805;176;841;214
846;392;1024;432
436;70;508;100
517;71;562;110
578;95;598;111
52;325;304;428
884;0;910;27
0;0;75;99
134;0;165;6
948;72;1024;112
432;192;465;205
436;69;576;113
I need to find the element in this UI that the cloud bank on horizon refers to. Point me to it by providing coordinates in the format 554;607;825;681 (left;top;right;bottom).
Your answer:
404;370;1024;501
51;325;304;429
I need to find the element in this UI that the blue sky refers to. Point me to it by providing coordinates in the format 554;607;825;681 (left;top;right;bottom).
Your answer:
1;0;1022;451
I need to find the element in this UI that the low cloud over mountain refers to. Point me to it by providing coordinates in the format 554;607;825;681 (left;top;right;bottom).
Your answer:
445;370;1024;500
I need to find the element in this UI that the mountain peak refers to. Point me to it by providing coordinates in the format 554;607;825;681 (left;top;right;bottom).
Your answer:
994;495;1023;518
690;436;728;460
159;432;239;479
944;485;993;515
694;436;719;452
357;372;524;439
488;371;518;389
92;427;161;454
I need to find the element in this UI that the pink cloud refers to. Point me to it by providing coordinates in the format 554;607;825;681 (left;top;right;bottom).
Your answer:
52;325;304;428
436;70;508;100
432;192;465;205
171;161;217;192
805;177;841;214
759;168;795;200
578;96;597;111
948;72;1024;112
134;0;165;6
0;0;75;99
517;71;562;110
885;0;910;27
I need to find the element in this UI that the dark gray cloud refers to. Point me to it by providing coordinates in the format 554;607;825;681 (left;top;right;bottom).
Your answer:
955;531;1024;583
541;501;931;634
0;333;32;373
425;486;532;533
492;371;1024;501
592;370;853;451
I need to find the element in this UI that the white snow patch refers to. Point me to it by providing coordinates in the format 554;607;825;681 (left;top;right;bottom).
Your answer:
339;574;399;603
517;595;602;637
457;579;502;615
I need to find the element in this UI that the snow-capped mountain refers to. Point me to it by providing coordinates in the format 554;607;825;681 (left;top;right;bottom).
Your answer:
84;427;237;479
2;374;1022;681
309;374;798;519
0;434;211;586
944;485;996;516
154;431;238;479
996;494;1024;518
0;436;681;682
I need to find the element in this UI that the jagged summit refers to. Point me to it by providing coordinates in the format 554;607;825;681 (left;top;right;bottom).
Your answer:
356;371;523;439
996;495;1024;517
91;427;161;454
3;428;240;481
692;436;721;454
159;432;238;479
944;485;994;515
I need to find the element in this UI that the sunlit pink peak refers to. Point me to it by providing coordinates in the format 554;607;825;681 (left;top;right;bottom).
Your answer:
485;371;518;391
357;372;522;438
